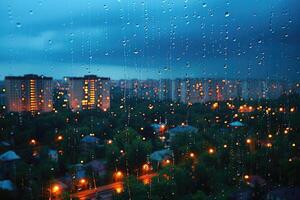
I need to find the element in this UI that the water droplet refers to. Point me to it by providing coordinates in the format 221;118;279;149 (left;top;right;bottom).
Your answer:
202;3;207;8
225;12;230;17
29;10;33;15
16;22;22;28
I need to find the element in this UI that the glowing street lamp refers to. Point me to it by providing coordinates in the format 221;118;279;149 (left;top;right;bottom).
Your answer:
114;171;124;181
212;102;219;109
246;139;252;144
244;175;250;180
57;135;63;141
142;163;151;172
208;148;215;154
115;186;123;194
52;184;60;193
189;152;195;158
107;139;113;144
79;178;87;184
29;139;37;145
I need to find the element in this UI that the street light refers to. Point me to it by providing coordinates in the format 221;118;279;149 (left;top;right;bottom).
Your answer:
142;163;151;173
57;135;63;141
79;178;86;184
49;184;61;200
208;148;215;154
189;152;195;158
114;171;124;181
29;139;37;145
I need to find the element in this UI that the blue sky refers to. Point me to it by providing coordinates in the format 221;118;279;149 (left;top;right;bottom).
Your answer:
0;0;299;80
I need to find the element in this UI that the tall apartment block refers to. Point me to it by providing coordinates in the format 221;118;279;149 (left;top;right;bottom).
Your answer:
67;75;110;111
5;74;53;113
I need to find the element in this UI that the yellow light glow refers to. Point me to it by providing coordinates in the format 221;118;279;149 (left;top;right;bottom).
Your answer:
208;148;215;154
52;184;60;193
80;179;86;184
189;152;195;158
142;164;150;171
115;186;123;194
30;139;37;145
244;175;250;180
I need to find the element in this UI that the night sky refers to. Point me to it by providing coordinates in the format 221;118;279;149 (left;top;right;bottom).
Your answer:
0;0;299;80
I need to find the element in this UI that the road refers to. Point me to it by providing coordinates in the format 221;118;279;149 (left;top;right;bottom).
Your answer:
71;173;157;200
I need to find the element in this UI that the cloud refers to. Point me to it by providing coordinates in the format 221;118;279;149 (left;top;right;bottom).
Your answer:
0;0;299;80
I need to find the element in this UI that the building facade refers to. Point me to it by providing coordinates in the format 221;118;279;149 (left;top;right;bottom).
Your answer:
5;74;53;113
67;75;110;111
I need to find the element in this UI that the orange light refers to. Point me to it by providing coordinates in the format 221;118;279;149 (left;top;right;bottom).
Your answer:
143;178;151;185
212;102;219;109
142;164;150;171
114;171;123;180
52;184;60;193
164;159;171;165
29;139;37;145
189;152;195;158
290;107;295;112
244;175;250;180
115;186;123;194
159;124;166;132
208;148;215;154
266;143;272;148
57;135;63;141
107;139;113;144
246;139;252;144
79;179;86;184
223;144;228;148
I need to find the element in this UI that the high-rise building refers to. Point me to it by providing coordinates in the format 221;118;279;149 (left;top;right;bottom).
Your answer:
67;75;110;111
5;74;53;113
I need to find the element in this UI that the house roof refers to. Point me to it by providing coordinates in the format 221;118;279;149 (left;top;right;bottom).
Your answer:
81;136;100;144
168;125;198;135
229;121;244;127
150;149;172;161
0;151;21;161
0;180;14;191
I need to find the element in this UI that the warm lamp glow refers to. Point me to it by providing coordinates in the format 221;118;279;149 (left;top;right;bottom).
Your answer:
107;139;113;144
208;148;215;154
142;164;150;171
115;186;123;194
52;184;60;193
79;178;86;184
114;171;123;180
30;139;37;145
57;135;63;141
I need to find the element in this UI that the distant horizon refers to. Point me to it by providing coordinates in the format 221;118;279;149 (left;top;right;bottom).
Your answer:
0;73;298;82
